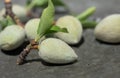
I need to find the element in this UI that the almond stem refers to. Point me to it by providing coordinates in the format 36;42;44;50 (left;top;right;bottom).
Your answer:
4;0;24;27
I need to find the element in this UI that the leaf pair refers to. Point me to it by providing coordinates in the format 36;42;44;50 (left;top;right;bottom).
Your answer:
36;0;68;41
46;25;68;34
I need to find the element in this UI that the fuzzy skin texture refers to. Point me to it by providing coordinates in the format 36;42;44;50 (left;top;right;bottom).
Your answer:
0;26;1;32
0;25;1;30
1;4;27;22
55;15;83;45
0;25;25;50
38;38;78;64
94;14;120;43
0;14;4;32
0;24;1;32
25;18;40;40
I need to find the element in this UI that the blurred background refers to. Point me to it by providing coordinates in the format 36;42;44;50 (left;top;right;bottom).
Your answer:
0;0;120;18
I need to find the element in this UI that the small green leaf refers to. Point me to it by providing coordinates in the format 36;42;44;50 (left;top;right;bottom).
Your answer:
45;25;68;34
26;0;48;10
26;0;67;10
26;0;32;6
0;16;16;30
6;16;15;26
52;0;65;6
52;0;69;10
0;18;8;29
36;0;55;40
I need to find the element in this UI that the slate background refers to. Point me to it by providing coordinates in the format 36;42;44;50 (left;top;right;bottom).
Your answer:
0;0;120;78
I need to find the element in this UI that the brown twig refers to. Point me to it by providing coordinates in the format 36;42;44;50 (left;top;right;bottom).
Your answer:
31;45;38;49
16;40;38;65
16;44;31;65
4;0;24;27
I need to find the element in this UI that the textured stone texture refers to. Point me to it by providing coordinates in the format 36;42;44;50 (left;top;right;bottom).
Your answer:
0;0;120;78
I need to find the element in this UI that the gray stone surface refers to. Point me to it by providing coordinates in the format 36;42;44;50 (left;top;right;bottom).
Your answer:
0;0;120;78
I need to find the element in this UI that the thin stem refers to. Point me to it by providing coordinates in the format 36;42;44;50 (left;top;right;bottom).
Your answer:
26;2;35;11
81;20;98;28
76;6;96;21
4;0;24;27
16;40;38;65
16;44;31;65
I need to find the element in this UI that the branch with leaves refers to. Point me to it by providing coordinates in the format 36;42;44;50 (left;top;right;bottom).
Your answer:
2;0;97;65
17;0;70;65
16;3;98;65
17;0;68;65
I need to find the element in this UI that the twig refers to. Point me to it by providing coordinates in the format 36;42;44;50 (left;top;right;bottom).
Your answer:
16;44;31;65
4;0;24;27
16;40;38;65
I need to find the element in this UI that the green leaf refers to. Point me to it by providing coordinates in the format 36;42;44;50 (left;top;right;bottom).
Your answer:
26;0;67;10
52;0;65;6
27;0;48;10
52;0;69;10
45;25;68;34
0;16;15;29
36;0;55;40
6;16;15;26
26;0;32;6
0;18;8;29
